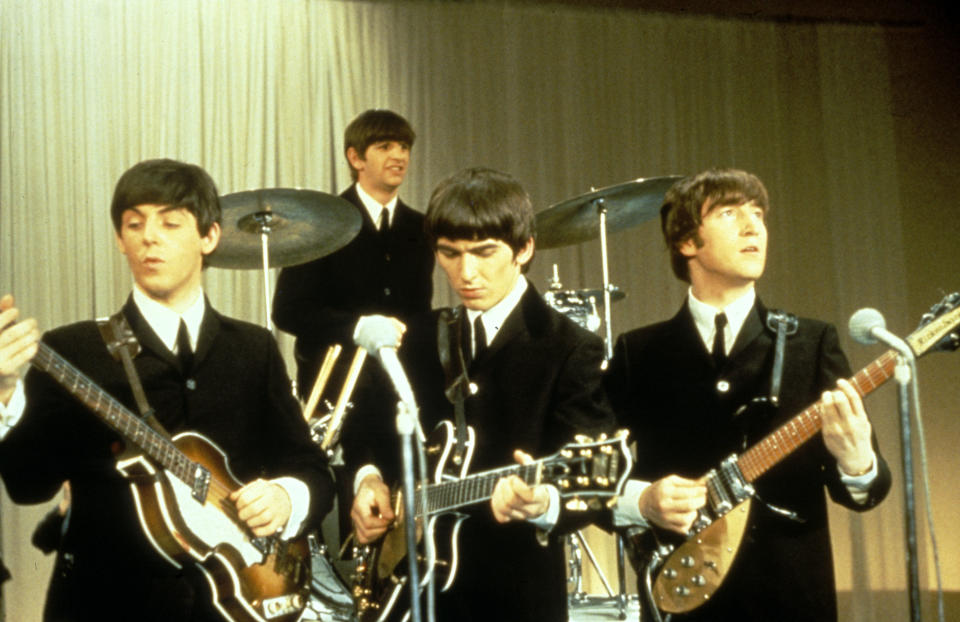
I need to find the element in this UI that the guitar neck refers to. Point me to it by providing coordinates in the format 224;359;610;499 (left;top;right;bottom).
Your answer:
415;462;542;515
736;349;898;482
33;342;198;485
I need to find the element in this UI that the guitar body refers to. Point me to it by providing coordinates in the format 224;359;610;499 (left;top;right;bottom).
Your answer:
118;432;310;622
352;420;631;622
624;294;960;618
355;421;474;622
649;499;752;613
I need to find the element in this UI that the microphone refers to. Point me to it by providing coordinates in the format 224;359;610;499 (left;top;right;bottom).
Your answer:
848;308;914;359
376;347;417;408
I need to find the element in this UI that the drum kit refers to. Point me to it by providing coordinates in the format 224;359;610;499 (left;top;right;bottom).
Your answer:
207;175;680;620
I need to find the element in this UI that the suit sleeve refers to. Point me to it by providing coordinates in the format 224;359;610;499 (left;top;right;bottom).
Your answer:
258;332;336;527
272;259;360;350
814;324;892;511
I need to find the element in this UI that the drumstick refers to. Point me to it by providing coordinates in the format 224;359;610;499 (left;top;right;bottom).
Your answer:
302;344;342;422
321;347;367;449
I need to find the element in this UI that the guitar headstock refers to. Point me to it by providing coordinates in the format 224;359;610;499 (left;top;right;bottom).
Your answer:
539;429;632;511
907;291;960;357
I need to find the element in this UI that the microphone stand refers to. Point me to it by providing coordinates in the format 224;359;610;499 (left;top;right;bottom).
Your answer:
396;398;424;622
378;348;432;622
894;353;921;622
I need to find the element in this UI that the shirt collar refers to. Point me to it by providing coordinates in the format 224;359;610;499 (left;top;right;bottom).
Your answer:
465;275;528;348
131;285;206;353
687;286;756;354
355;182;398;227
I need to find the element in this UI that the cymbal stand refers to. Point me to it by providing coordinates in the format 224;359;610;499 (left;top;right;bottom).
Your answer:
593;198;632;617
597;198;614;360
237;210;277;332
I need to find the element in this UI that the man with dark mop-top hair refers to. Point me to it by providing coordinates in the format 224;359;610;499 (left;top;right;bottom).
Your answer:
343;166;615;622
0;158;333;621
605;168;891;621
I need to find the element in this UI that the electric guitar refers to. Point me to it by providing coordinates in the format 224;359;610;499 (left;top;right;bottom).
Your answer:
352;420;632;622
630;292;960;616
31;341;312;622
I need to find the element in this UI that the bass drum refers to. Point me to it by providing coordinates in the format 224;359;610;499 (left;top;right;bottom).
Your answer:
299;535;356;621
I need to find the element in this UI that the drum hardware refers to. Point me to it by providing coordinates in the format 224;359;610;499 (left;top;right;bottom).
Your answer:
536;176;681;359
303;345;343;423
304;347;368;461
544;265;625;334
538;176;680;619
208;188;362;331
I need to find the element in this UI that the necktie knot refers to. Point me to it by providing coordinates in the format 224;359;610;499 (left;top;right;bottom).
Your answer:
712;312;728;369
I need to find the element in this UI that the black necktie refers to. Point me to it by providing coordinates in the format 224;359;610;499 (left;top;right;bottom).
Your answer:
176;319;193;374
378;208;389;234
712;312;728;369
473;315;487;363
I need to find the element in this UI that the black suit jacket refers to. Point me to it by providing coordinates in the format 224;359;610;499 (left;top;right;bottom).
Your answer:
272;184;434;392
342;284;614;622
0;298;333;622
605;299;891;622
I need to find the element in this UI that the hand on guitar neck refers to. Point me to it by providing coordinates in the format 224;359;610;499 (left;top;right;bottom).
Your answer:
0;294;40;407
490;449;552;524
820;378;876;477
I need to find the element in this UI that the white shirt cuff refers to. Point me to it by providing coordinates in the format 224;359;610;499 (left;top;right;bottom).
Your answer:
839;452;878;504
613;479;652;529
354;464;383;495
526;485;561;531
271;476;311;539
0;379;26;440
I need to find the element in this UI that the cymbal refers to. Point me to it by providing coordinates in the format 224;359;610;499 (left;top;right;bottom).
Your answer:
208;188;362;269
535;176;682;248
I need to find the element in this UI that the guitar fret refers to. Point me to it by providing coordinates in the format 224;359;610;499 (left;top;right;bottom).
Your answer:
33;343;191;482
738;347;902;483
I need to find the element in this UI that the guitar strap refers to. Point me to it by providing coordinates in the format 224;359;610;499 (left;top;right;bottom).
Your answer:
764;308;798;406
437;307;471;465
97;311;169;438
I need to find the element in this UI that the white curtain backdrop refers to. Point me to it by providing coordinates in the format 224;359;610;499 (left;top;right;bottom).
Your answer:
3;1;954;620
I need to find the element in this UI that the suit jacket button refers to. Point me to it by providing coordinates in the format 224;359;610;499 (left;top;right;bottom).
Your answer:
186;379;197;390
384;287;391;296
716;380;730;393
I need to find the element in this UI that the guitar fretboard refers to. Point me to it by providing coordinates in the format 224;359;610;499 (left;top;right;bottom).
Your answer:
736;349;898;482
414;462;542;515
33;343;199;487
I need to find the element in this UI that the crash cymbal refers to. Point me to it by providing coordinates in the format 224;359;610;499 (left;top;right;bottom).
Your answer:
208;188;361;269
535;175;682;248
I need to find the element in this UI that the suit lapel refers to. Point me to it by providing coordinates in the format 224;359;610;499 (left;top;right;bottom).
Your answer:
193;301;221;370
471;286;538;369
122;297;178;369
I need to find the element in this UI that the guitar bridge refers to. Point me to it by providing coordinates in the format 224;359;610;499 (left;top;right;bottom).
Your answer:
191;464;211;502
703;454;754;522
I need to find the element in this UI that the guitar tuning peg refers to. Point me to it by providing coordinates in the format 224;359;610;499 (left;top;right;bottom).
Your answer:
574;433;593;443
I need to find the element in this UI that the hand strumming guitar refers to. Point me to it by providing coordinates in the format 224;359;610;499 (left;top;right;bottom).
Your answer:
638;475;708;535
351;473;395;544
230;479;293;538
